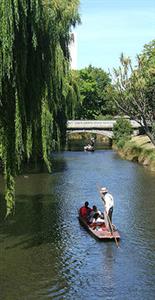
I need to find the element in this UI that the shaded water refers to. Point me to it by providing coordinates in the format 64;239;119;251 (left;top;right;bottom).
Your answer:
0;150;155;300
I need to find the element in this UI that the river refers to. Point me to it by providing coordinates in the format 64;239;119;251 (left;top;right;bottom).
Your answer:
0;149;155;300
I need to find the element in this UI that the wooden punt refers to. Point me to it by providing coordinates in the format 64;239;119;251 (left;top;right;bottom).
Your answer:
78;214;120;241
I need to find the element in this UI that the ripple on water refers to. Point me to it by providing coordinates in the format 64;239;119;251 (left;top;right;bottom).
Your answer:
1;150;155;300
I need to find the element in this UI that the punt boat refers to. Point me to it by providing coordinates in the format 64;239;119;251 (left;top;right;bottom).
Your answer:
84;145;95;152
78;213;120;241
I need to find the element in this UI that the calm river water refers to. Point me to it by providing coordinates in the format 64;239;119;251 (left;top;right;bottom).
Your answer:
0;150;155;300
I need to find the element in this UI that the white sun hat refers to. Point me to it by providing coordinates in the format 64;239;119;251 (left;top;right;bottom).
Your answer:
100;187;108;193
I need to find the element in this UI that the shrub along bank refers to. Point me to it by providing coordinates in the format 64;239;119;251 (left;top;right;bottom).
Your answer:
114;135;155;172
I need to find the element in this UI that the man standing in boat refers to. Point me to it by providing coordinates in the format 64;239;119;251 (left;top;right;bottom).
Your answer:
90;137;95;147
100;187;114;223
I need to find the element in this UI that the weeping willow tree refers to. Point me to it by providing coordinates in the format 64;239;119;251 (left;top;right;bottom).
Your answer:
0;0;80;216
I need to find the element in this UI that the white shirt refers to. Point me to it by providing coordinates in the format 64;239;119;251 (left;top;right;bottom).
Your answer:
102;192;114;213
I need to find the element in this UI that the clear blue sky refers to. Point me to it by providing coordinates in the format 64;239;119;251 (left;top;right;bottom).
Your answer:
74;0;155;72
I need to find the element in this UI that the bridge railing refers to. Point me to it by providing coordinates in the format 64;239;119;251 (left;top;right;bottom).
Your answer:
67;120;140;129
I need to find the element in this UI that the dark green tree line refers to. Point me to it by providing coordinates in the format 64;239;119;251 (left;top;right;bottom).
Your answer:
0;0;80;216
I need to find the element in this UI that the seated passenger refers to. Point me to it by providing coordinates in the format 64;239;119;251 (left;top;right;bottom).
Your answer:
89;205;104;224
93;214;105;224
79;201;92;221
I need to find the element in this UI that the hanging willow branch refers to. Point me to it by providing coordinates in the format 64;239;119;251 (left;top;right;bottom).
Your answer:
0;0;80;216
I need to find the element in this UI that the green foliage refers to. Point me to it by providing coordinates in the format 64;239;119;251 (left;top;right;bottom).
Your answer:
152;122;155;139
4;173;15;217
41;89;53;171
15;93;23;171
0;0;80;216
112;40;155;145
75;65;116;119
113;117;133;148
96;114;114;120
26;126;33;160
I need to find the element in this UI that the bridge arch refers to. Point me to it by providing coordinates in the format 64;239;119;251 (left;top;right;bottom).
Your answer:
66;129;113;139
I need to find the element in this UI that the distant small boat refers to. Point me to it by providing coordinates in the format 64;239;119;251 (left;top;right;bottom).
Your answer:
78;213;120;241
84;144;95;152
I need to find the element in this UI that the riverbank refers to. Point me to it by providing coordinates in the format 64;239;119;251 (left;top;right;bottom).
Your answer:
114;135;155;172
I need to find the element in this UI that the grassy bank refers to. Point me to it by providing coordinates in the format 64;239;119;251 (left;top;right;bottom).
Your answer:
114;135;155;171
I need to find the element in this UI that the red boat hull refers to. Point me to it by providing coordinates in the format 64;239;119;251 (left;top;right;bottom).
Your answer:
78;214;120;241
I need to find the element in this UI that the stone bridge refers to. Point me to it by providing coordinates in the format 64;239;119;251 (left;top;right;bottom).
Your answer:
67;120;141;139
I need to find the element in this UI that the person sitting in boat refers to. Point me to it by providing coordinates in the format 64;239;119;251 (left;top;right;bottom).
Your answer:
89;205;104;224
79;201;92;221
93;214;105;224
84;144;94;151
84;137;95;152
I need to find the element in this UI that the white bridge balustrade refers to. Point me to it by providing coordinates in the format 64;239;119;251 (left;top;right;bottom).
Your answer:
67;120;141;138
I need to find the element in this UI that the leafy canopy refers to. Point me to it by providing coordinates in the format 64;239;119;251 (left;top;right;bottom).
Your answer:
113;117;133;148
112;40;155;146
74;65;116;119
